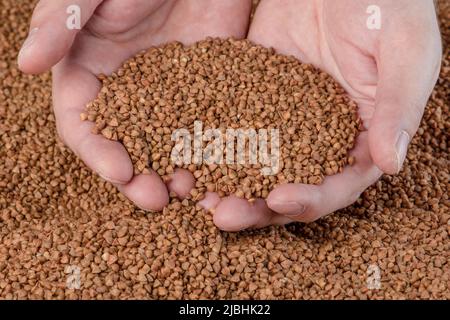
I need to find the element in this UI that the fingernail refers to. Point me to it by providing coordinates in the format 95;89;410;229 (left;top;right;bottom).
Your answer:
395;130;410;173
272;201;305;216
18;28;39;60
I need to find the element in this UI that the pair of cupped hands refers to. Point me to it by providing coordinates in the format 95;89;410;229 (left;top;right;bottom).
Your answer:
19;0;441;231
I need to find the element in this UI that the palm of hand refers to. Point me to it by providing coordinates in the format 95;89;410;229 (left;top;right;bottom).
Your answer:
209;0;440;231
48;0;252;211
207;0;382;231
72;0;251;75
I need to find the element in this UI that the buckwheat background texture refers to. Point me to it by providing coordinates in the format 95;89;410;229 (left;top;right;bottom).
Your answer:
0;0;448;299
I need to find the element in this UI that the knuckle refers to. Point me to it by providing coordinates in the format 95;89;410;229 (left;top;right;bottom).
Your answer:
295;192;323;223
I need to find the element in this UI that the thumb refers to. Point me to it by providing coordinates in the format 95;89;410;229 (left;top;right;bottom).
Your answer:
369;11;441;174
18;0;102;74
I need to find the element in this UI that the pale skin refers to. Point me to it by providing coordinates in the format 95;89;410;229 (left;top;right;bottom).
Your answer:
19;0;441;231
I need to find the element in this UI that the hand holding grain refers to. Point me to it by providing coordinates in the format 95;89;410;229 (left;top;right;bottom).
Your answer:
18;0;252;211
207;0;441;231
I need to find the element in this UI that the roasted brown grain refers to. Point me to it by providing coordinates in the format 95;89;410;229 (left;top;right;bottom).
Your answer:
84;38;360;200
0;0;448;300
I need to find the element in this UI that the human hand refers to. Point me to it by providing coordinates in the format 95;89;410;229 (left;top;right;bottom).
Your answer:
18;0;252;211
205;0;442;231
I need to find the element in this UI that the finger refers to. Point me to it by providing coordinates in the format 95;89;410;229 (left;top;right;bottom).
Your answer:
116;172;169;212
166;168;195;198
18;0;102;74
213;196;292;232
52;61;133;185
267;132;382;222
198;192;221;211
369;4;442;174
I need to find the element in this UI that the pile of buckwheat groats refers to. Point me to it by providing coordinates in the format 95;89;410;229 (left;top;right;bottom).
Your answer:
83;38;360;200
0;0;448;299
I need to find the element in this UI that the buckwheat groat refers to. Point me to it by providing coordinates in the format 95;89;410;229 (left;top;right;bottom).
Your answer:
0;0;448;301
83;38;360;200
